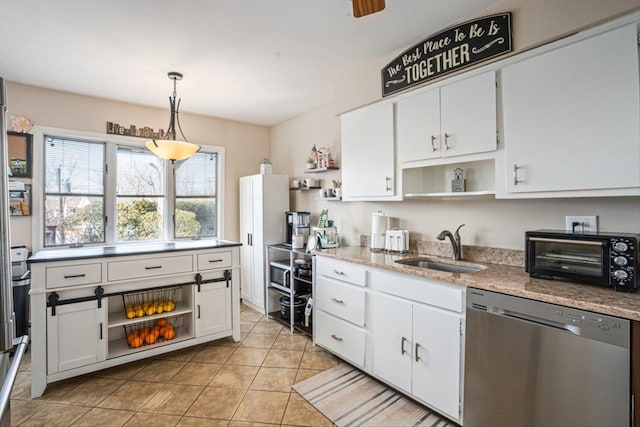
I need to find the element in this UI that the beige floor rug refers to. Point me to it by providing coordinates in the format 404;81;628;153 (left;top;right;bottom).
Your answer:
293;363;457;427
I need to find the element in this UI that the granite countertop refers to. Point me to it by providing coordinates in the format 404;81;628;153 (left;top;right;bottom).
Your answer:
315;246;640;321
29;239;242;263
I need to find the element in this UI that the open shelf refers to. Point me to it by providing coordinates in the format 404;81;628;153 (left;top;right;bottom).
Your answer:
108;329;193;359
268;310;311;337
304;166;339;173
402;159;495;198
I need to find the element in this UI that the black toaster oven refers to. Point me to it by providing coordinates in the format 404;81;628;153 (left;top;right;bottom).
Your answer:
525;230;639;292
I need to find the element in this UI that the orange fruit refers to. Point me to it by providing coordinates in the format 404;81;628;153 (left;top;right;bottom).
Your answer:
145;333;157;345
130;336;143;348
157;318;167;327
163;329;175;340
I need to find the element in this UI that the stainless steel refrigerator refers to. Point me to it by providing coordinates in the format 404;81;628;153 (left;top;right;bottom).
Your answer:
0;77;30;426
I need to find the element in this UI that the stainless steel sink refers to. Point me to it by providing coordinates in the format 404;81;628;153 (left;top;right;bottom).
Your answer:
395;258;484;274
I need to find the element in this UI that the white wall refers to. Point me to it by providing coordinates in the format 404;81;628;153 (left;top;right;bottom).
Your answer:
7;82;271;250
271;0;640;250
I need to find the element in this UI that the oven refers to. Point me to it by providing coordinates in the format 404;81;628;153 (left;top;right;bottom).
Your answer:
525;230;639;292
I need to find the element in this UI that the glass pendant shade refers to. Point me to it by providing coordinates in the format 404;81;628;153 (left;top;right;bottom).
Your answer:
146;71;200;162
145;139;200;162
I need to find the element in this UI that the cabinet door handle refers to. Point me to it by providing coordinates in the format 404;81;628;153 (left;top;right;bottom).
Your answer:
330;334;343;342
208;259;223;263
145;266;162;270
333;270;345;276
443;133;450;150
415;343;421;362
513;164;522;186
247;233;252;246
401;337;408;355
197;304;201;319
99;323;103;340
331;298;344;304
385;176;392;192
430;135;437;152
64;273;86;279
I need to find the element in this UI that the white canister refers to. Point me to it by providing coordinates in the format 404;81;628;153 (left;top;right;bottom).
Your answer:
371;211;389;250
292;233;304;249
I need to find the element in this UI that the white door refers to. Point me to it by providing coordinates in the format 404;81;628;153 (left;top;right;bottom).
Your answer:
239;176;254;303
502;24;640;193
371;293;412;393
47;300;106;374
396;87;441;163
412;304;461;420
440;70;497;158
341;103;396;199
195;280;231;337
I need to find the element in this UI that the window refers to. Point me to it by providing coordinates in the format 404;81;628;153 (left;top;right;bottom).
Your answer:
44;137;105;246
174;152;218;238
40;130;222;248
116;147;165;242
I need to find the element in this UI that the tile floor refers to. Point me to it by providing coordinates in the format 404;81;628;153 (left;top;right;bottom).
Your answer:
9;304;338;426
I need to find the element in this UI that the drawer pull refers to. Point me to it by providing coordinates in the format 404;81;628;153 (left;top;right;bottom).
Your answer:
415;343;422;362
64;273;86;279
330;334;343;342
145;266;163;270
401;336;408;355
208;259;224;263
333;270;345;275
331;298;344;304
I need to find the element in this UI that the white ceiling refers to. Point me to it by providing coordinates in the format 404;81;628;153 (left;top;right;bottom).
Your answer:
0;0;500;126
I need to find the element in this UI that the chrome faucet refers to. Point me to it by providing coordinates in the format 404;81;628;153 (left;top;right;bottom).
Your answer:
437;224;465;260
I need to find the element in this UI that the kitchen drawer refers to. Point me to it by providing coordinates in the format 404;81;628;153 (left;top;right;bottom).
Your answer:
316;310;365;367
46;263;102;289
371;268;464;313
316;256;366;287
107;255;193;281
197;251;232;271
316;276;365;326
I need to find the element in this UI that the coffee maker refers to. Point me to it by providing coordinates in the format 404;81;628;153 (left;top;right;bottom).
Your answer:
285;211;310;245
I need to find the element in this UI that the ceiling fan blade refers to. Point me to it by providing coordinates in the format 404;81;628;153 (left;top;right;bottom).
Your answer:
352;0;386;18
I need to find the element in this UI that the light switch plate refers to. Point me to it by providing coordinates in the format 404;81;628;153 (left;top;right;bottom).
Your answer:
565;215;598;232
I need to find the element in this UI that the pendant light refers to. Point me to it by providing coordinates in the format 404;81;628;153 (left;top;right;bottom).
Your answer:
145;71;200;162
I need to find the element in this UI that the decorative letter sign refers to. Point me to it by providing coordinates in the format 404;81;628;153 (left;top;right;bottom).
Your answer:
381;13;512;97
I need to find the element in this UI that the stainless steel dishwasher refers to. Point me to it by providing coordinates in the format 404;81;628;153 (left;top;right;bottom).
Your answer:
463;288;630;427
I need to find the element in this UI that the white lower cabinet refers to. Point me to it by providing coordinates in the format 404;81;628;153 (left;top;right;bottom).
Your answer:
47;300;106;374
373;292;462;419
195;278;231;337
314;255;465;423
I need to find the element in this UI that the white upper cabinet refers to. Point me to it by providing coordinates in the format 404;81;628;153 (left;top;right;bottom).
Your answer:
341;102;399;200
397;70;497;163
500;23;640;196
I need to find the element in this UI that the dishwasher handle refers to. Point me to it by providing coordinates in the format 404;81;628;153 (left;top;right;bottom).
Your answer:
497;309;581;336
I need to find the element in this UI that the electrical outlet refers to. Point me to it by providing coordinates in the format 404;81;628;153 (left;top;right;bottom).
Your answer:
565;215;598;232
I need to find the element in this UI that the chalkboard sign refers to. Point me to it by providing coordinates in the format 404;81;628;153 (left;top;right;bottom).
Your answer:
381;13;512;97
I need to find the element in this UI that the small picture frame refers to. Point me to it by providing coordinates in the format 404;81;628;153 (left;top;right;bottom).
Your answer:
7;131;33;178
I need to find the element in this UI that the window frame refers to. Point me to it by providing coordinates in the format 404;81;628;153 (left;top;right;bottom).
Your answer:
31;126;225;252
